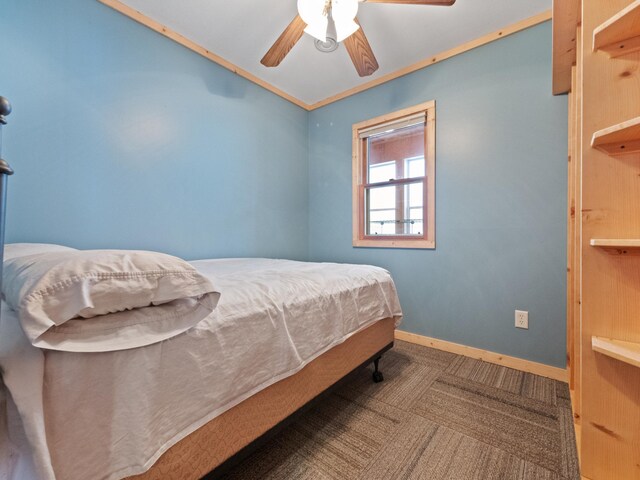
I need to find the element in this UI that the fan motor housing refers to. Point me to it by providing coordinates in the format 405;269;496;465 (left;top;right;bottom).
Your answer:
315;36;339;53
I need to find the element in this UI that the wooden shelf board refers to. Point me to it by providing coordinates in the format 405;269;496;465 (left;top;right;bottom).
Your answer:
591;116;640;156
592;336;640;369
593;0;640;57
591;239;640;254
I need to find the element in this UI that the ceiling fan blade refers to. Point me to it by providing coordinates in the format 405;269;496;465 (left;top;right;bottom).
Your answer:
343;18;379;77
261;14;306;67
363;0;455;5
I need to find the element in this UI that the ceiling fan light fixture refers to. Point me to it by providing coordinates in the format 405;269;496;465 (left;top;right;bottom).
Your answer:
303;19;329;41
331;0;359;41
334;19;359;42
297;0;329;41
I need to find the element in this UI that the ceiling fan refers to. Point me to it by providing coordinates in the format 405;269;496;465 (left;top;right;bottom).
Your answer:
261;0;456;77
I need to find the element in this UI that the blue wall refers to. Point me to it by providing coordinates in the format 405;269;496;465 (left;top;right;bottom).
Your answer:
308;22;568;368
0;0;309;261
2;2;567;367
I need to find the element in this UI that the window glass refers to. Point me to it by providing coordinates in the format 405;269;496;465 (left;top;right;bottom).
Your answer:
365;183;424;236
368;184;395;211
405;156;425;178
367;123;424;182
368;161;396;184
368;209;397;236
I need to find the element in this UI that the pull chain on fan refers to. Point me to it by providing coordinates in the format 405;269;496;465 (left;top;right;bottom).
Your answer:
260;0;455;77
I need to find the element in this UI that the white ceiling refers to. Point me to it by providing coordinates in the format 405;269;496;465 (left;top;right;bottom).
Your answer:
120;0;551;105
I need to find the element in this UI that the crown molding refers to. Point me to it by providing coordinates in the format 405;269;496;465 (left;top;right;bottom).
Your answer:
98;0;311;109
311;9;552;109
99;0;551;111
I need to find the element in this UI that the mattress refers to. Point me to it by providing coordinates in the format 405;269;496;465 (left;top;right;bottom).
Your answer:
0;258;402;480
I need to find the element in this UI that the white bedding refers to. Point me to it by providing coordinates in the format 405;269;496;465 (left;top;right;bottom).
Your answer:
0;258;402;480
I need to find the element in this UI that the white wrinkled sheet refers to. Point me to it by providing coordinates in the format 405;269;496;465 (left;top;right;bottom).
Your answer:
0;258;402;480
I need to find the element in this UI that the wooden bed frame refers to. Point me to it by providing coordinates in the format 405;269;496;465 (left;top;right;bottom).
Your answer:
128;317;396;480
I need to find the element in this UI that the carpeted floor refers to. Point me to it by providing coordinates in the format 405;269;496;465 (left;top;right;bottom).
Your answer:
223;340;581;480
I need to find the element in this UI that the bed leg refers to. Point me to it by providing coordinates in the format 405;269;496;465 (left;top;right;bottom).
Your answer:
372;356;384;383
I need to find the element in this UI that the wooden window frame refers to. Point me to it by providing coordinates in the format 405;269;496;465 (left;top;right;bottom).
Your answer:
352;100;436;249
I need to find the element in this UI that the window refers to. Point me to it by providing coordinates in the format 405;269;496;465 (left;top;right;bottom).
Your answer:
352;101;435;248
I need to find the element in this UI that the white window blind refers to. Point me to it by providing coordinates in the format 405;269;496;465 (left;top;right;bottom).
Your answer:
358;112;427;139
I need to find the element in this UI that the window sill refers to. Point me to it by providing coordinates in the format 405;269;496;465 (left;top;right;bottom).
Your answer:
352;238;435;249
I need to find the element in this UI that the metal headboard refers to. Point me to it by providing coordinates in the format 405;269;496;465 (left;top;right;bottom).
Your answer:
0;96;14;318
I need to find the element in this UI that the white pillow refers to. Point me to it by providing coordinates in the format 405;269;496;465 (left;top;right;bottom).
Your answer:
3;243;77;261
3;250;220;352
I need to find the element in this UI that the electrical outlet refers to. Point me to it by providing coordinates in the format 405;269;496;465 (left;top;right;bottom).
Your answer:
515;310;529;329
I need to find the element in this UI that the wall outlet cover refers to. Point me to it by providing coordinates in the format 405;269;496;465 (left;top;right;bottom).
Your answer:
515;310;529;329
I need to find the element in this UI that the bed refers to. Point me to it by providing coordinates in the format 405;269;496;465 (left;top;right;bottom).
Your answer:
0;99;402;480
0;253;402;480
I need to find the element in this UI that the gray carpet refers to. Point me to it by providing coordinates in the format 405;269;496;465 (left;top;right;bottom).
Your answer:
224;340;580;480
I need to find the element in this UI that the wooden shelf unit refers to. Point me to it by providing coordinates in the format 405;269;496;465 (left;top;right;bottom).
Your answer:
559;0;640;478
590;116;640;156
590;238;640;254
592;336;640;368
593;0;640;57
